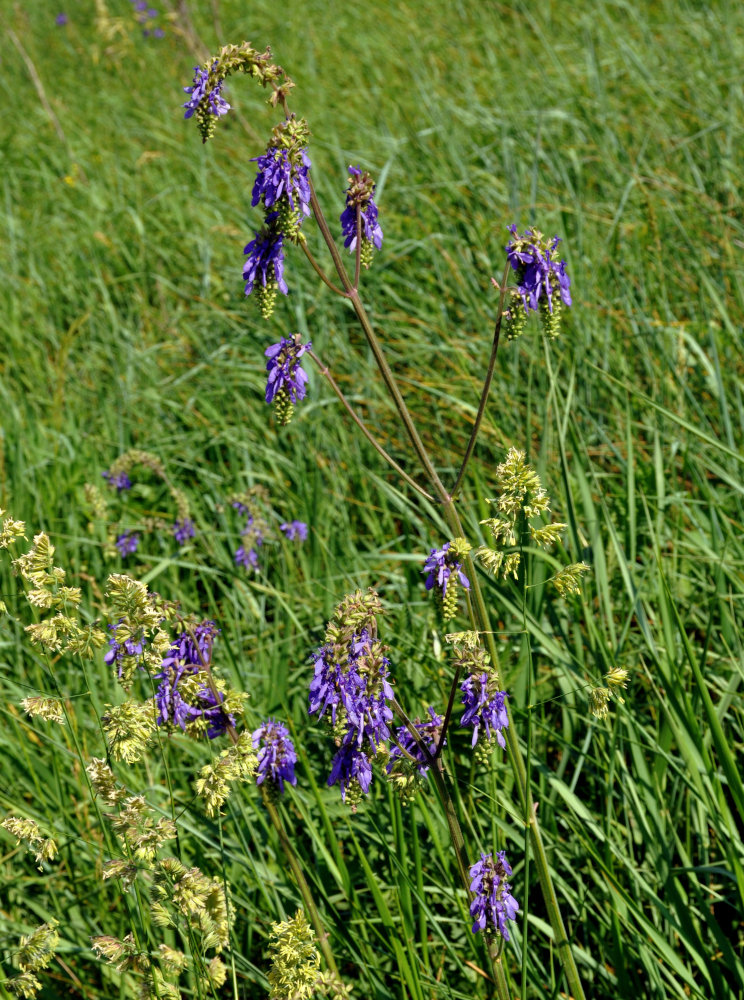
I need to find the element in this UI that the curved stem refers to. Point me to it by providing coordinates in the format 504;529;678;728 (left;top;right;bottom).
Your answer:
299;240;346;297
450;263;511;500
307;349;435;502
353;204;362;290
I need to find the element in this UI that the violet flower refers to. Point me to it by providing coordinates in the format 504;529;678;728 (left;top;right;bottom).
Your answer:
280;520;308;541
469;851;519;939
252;719;297;793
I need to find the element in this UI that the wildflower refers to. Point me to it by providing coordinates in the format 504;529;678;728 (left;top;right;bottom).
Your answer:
21;696;65;725
252;147;311;217
115;532;139;558
340;165;383;268
55;13;67;25
460;674;509;751
280;520;308;541
469;851;519;939
243;220;288;318
589;686;611;719
252;719;298;794
172;519;195;545
422;539;471;621
102;699;156;763
264;335;311;426
504;225;571;339
266;910;320;1000
102;469;132;492
183;61;231;127
387;707;443;803
235;545;259;570
104;621;147;682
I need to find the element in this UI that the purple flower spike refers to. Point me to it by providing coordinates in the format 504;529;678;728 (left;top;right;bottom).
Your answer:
505;226;572;315
264;336;311;405
328;742;372;801
280;520;308;541
252;719;298;793
235;545;259;571
173;519;196;546
460;674;509;749
252;148;311;217
422;542;470;595
103;469;133;492
387;706;443;777
469;851;519;939
55;12;68;25
243;227;288;296
339;166;383;255
115;532;139;558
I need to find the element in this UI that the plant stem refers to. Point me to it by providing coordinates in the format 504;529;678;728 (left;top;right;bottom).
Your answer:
307;348;435;502
299;240;346;297
308;183;586;1000
450;264;511;500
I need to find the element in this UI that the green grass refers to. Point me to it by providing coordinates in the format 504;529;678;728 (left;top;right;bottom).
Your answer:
1;0;743;997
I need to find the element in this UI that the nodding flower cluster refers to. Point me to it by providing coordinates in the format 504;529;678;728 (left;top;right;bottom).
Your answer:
264;335;311;426
422;537;471;621
503;225;572;340
243;118;312;318
154;621;237;739
469;851;519;939
253;719;298;796
339;166;383;269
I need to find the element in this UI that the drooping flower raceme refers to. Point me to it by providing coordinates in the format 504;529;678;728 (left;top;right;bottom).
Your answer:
252;147;311;220
422;538;471;621
460;673;509;751
173;518;195;545
253;719;298;794
243;219;288;320
339;166;383;268
386;706;444;803
115;531;139;558
503;225;572;340
309;626;394;807
102;469;132;492
264;335;311;426
469;851;519;939
154;621;237;739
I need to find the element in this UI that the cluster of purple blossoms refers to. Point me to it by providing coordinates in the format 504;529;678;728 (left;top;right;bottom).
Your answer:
309;629;394;802
55;12;68;26
504;225;571;340
387;706;444;778
104;623;146;678
423;542;470;596
154;621;233;739
460;674;509;750
469;851;519;939
280;520;308;542
173;518;196;546
252;147;311;219
264;335;311;425
103;469;132;492
339;166;383;267
115;531;139;558
252;719;298;793
234;510;263;572
243;222;288;299
183;61;231;125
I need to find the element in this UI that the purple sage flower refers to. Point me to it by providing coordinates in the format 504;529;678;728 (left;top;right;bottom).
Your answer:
460;674;509;749
469;851;519;938
235;545;259;571
243;225;288;297
104;622;146;677
505;225;571;315
115;532;139;558
280;520;308;541
252;147;311;217
387;706;443;777
252;719;298;793
102;469;133;492
264;336;311;405
422;542;470;595
155;621;233;739
339;166;383;253
173;519;196;546
183;61;231;122
328;742;372;800
55;12;68;25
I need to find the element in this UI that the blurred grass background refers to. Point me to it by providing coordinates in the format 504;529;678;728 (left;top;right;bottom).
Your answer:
1;0;743;997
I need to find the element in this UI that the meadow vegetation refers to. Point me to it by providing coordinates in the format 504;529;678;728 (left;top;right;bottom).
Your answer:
1;1;743;997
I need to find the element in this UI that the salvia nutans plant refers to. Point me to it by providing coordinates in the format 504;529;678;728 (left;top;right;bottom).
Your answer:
0;40;637;1000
